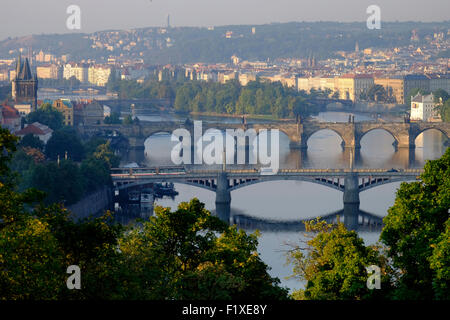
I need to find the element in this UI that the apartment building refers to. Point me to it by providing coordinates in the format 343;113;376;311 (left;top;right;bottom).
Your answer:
53;99;74;126
36;64;60;79
403;75;430;104
63;63;89;83
297;74;373;102
88;65;112;86
427;74;450;93
374;77;405;104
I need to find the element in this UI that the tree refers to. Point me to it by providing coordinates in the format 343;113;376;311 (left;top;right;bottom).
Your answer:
19;133;44;151
26;103;64;131
429;218;450;300
406;88;430;106
0;128;127;300
119;198;289;300
380;147;450;300
0;216;66;299
287;218;393;300
30;160;85;205
45;128;85;162
440;99;450;122
104;112;122;124
92;141;120;168
0;127;18;184
432;88;449;104
365;84;388;103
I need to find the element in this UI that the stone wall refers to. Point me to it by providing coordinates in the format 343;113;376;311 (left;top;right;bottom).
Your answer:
68;186;113;221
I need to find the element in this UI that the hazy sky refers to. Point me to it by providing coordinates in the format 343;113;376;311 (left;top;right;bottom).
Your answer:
1;0;449;40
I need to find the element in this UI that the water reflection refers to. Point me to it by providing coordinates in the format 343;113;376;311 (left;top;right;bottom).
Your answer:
116;111;448;292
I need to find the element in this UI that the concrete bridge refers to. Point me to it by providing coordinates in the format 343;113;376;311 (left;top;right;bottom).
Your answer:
111;167;423;230
79;120;450;153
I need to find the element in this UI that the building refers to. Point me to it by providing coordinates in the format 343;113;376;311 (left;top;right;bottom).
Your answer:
297;77;336;94
238;73;257;86
410;93;436;121
218;71;237;84
63;63;88;83
35;50;55;63
403;75;430;104
297;75;373;102
14;104;34;116
0;69;9;82
73;100;104;126
88;65;112;86
11;56;38;110
374;77;405;104
15;122;53;144
52;99;74;126
1;104;21;132
337;74;374;102
36;64;60;79
260;74;298;88
427;74;450;93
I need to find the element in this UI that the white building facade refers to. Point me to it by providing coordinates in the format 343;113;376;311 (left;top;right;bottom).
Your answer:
410;93;436;121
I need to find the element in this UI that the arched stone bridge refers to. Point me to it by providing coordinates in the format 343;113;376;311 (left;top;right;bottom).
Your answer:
79;120;450;151
111;167;423;230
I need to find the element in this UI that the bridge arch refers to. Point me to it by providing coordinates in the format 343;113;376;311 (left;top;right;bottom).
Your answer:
228;176;345;192
358;176;420;192
358;128;400;149
303;128;346;149
412;127;449;143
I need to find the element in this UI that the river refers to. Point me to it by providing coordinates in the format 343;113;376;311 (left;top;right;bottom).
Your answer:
116;110;448;293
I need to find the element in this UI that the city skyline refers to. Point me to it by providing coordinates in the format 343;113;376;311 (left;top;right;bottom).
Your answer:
1;0;450;40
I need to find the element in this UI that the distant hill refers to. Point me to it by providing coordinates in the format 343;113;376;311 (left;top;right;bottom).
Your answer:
1;21;449;64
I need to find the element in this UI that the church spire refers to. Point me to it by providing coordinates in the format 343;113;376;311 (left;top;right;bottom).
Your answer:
16;54;22;77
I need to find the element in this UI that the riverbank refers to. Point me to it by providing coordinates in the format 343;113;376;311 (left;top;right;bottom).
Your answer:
187;111;294;122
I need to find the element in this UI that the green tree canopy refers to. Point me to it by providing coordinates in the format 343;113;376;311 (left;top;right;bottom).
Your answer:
432;88;449;104
287;218;393;300
19;133;44;151
380;147;450;300
30;160;85;205
104;112;122;124
26;103;64;131
45;128;85;162
119;198;289;300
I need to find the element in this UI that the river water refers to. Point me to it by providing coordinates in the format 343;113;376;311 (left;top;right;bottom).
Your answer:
117;111;448;292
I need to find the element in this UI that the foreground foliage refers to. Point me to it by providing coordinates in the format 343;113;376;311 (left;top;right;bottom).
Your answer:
1;125;288;300
287;219;393;300
380;147;450;300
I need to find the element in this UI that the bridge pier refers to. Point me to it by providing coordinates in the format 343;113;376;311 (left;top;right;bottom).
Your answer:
127;137;146;164
215;172;231;224
343;172;360;231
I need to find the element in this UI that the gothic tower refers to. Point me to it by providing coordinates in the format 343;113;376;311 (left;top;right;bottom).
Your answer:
12;55;38;110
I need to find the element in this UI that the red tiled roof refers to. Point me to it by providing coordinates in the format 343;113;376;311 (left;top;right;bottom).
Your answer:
1;105;20;119
15;122;52;136
340;74;373;79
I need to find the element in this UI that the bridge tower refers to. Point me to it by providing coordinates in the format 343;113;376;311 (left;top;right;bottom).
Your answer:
215;172;231;224
343;172;360;230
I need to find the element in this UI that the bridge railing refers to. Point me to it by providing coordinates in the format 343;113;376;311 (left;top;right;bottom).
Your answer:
111;166;424;178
